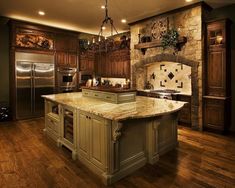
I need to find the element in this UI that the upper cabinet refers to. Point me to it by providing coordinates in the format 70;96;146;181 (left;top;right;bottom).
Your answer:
95;48;130;78
55;34;78;53
55;33;79;68
205;19;231;97
56;52;77;68
79;50;95;72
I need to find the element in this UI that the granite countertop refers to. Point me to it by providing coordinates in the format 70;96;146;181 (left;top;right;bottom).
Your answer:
42;92;186;121
81;86;136;93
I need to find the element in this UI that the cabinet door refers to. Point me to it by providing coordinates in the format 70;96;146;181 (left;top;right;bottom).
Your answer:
68;53;77;68
78;112;90;159
56;51;67;67
56;34;67;51
56;34;77;52
204;98;225;131
90;115;106;170
177;95;191;125
206;49;226;96
80;50;95;71
95;52;106;76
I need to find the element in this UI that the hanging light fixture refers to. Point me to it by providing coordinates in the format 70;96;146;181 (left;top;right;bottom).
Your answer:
98;0;118;38
85;0;129;52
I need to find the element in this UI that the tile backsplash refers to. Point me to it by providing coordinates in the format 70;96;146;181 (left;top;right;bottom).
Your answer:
147;61;192;94
101;77;127;86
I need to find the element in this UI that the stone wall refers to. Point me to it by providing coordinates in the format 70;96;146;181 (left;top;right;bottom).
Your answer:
130;5;203;130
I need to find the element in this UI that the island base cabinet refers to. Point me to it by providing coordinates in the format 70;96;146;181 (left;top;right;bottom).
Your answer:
77;111;109;173
44;100;61;146
45;114;60;145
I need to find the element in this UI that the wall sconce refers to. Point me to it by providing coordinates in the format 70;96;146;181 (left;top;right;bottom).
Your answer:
216;35;223;44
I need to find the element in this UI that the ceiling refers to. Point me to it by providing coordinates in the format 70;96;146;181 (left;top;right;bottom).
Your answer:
0;0;234;35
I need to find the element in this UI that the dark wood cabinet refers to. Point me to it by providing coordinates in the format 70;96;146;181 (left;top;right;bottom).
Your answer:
204;97;231;132
95;49;130;78
80;50;95;72
55;34;77;53
207;49;226;96
55;33;78;68
203;19;231;133
56;52;77;68
176;95;191;126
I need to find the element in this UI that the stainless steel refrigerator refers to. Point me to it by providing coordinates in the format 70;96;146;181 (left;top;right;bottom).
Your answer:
15;52;55;119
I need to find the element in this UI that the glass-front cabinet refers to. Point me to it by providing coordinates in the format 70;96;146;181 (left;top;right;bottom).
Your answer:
60;105;77;159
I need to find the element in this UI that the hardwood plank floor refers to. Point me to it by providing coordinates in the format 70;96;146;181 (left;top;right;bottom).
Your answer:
0;118;234;188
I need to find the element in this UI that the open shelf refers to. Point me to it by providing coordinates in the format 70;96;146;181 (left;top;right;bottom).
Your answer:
134;36;187;55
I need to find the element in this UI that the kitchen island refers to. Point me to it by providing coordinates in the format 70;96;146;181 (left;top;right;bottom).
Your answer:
42;92;186;185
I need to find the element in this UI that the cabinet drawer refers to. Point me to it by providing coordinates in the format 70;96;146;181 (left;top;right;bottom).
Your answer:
82;90;92;97
117;93;136;103
46;115;60;134
92;91;102;98
103;93;116;102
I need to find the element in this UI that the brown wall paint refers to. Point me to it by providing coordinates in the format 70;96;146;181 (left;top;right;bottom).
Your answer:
0;23;9;107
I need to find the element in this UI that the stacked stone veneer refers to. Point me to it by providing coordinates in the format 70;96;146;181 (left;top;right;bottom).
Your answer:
130;6;203;130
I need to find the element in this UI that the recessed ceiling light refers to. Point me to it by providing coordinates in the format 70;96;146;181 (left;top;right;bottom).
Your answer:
38;11;45;16
121;19;127;23
101;5;105;9
185;0;193;2
102;26;106;30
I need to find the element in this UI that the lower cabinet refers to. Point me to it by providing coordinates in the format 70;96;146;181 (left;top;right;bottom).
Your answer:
176;95;191;126
44;100;61;144
45;114;60;142
203;96;231;133
77;110;108;171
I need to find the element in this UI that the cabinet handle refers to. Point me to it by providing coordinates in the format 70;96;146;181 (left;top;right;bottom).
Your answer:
86;115;88;119
89;117;91;119
94;94;98;97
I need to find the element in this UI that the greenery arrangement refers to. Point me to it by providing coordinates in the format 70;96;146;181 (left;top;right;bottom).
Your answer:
161;29;179;50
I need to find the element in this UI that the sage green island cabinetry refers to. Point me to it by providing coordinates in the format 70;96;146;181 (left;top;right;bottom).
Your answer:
43;91;185;185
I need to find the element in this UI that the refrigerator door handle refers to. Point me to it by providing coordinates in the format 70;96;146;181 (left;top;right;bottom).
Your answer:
32;63;36;114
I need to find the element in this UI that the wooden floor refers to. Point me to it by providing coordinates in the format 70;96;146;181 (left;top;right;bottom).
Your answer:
0;118;235;188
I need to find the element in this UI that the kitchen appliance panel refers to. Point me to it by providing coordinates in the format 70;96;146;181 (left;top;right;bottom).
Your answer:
15;52;55;119
34;63;55;116
57;67;77;92
16;62;33;119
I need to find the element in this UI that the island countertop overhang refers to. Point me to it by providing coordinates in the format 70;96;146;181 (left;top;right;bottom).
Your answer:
42;92;186;121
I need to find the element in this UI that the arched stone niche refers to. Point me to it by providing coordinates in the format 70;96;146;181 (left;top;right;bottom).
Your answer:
132;53;200;130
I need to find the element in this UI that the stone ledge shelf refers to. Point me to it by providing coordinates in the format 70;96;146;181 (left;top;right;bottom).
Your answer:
134;36;187;55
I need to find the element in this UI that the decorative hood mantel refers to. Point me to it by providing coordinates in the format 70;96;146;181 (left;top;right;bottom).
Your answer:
130;4;206;130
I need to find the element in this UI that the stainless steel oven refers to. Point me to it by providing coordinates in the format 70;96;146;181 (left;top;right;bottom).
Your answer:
57;67;77;92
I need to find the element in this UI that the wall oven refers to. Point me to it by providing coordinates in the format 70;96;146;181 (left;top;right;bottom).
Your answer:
57;67;77;92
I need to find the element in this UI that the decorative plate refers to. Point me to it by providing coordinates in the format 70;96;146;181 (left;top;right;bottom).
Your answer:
151;17;169;40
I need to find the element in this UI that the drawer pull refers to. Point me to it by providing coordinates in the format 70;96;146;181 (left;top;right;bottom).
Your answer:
106;96;111;99
94;94;98;96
